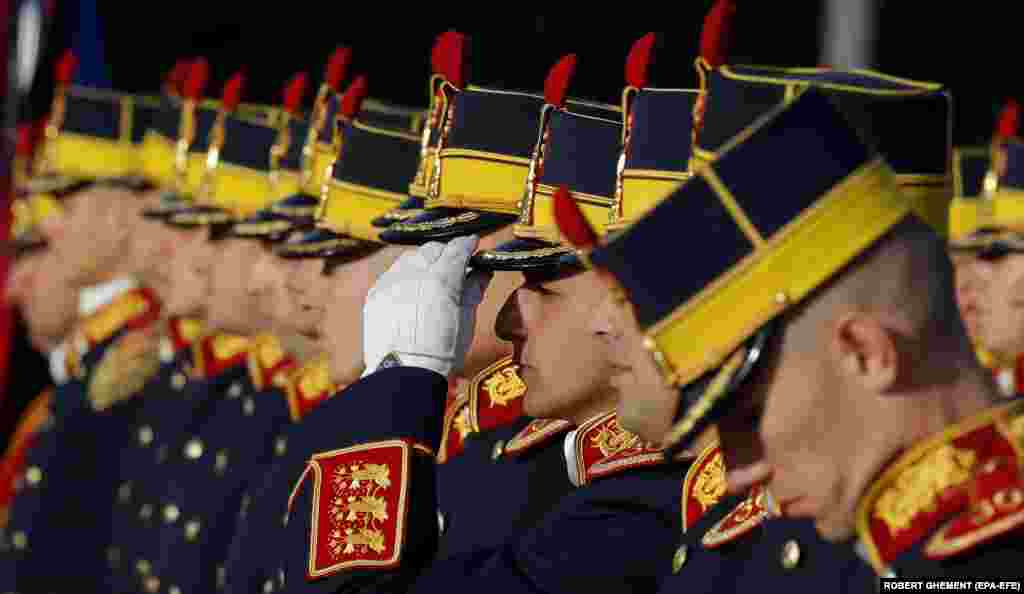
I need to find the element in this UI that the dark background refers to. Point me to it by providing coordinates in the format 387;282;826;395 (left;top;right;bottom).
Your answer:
28;2;1020;147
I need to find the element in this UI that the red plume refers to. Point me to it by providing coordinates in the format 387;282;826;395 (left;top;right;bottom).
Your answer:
221;71;246;112
184;58;210;100
439;30;467;88
699;0;736;68
996;100;1021;140
54;50;78;85
339;76;369;120
165;59;190;94
431;32;447;75
325;46;352;93
553;185;598;251
625;33;657;89
283;72;309;115
544;54;578;107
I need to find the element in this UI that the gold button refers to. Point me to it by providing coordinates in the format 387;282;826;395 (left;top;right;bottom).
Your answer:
118;481;133;503
143;575;160;593
25;466;42;486
264;579;274;593
780;539;801;570
139;425;154;446
278;568;285;587
491;440;506;461
672;545;687;574
215;450;229;475
275;436;287;456
136;558;152;575
12;531;27;550
282;512;289;528
185;520;201;542
169;586;182;594
437;510;447;535
163;504;180;524
172;372;187;390
239;494;251;518
156;445;169;464
243;398;256;416
217;565;227;589
140;504;154;521
185;438;204;460
107;546;121;567
228;383;242;398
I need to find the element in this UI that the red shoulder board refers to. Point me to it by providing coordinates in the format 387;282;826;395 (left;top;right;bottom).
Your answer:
192;333;250;380
505;418;574;457
856;401;1024;574
285;355;337;422
306;439;422;579
702;485;771;549
468;355;526;433
247;334;297;392
437;392;472;464
681;442;727;532
573;411;664;485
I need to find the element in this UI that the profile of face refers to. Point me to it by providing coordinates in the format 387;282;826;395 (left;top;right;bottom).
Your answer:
282;258;334;339
950;251;981;342
40;186;134;287
974;252;1024;357
247;246;296;333
163;229;216;319
129;215;189;303
600;293;681;444
206;238;266;334
7;250;80;351
460;227;519;379
495;269;617;423
321;245;407;386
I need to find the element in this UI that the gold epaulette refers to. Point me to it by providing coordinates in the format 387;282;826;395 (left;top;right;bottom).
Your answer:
437;387;471;464
247;334;297;392
571;411;665;486
702;485;772;549
191;333;250;381
857;400;1024;574
681;442;727;532
66;288;161;379
284;354;336;422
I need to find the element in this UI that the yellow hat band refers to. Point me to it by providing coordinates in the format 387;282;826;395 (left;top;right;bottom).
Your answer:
646;158;911;388
428;148;530;215
318;178;405;242
514;183;612;244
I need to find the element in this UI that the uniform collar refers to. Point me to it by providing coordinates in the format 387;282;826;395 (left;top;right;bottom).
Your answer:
79;277;138;316
564;427;582;487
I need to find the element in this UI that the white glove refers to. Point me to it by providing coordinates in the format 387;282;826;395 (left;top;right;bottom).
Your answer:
362;236;492;378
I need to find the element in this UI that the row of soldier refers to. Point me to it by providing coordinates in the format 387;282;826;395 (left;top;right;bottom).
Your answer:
1;7;1022;594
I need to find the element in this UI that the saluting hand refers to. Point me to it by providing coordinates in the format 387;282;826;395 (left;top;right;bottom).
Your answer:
362;236;492;378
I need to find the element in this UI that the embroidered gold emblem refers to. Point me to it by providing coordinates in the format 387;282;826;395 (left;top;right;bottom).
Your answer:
328;463;392;557
590;416;642;457
88;328;161;411
873;445;977;534
694;451;727;512
83;293;150;345
453;406;472;440
212;335;250;361
300;358;331;400
482;366;526;407
258;336;285;369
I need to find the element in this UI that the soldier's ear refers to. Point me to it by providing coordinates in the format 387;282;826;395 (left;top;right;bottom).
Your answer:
831;312;898;393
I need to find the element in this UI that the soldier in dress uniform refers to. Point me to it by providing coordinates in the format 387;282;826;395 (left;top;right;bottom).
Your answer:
572;83;1024;578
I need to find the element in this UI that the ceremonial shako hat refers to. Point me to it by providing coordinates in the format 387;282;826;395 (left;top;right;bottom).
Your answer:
951;140;1024;257
381;33;551;244
947;147;993;246
610;32;700;230
695;65;952;235
472;55;622;273
576;90;945;452
275;77;421;259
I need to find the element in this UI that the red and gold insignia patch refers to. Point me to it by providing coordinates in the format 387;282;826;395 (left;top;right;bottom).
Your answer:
169;317;204;352
702;484;771;549
504;418;574;457
574;412;664;485
856;400;1024;574
306;440;414;579
682;442;726;532
247;334;296;392
438;391;471;464
468;355;526;433
285;355;337;422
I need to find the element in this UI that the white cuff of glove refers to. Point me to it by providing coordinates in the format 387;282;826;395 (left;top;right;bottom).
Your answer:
361;352;453;379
